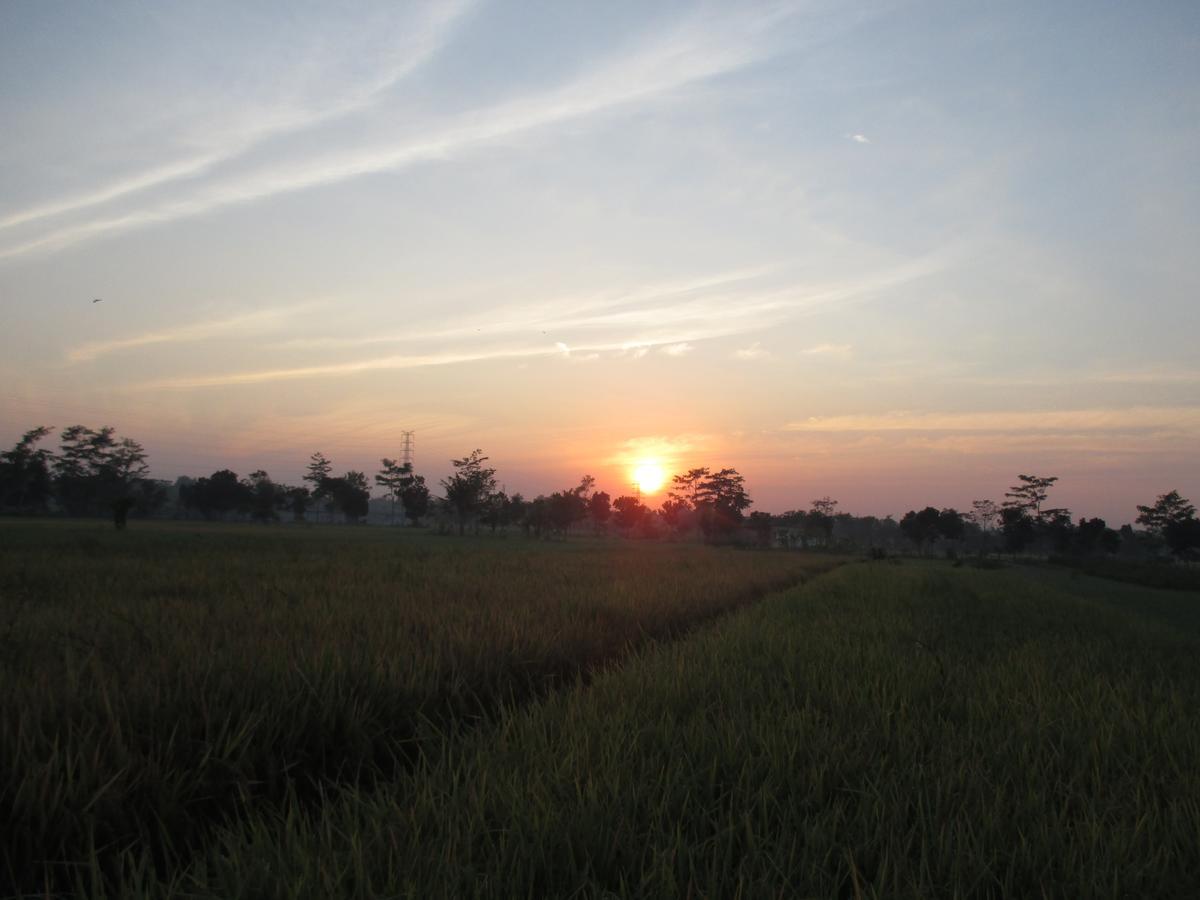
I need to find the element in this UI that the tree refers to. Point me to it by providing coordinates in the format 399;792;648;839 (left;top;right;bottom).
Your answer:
693;467;752;540
400;475;431;526
375;458;412;525
54;425;116;515
670;468;710;507
522;495;550;537
546;475;594;535
285;485;311;522
810;496;838;518
748;511;773;547
969;499;999;532
613;495;647;532
1003;474;1059;521
588;491;612;532
1038;509;1074;554
999;506;1036;555
658;497;691;537
1136;490;1196;536
805;497;838;546
246;470;286;523
899;507;941;554
0;426;55;514
1075;517;1120;556
51;426;154;523
1164;517;1200;558
936;508;965;542
327;471;370;523
305;452;334;521
441;449;497;535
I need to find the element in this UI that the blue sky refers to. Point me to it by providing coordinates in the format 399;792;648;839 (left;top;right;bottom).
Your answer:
1;1;1197;521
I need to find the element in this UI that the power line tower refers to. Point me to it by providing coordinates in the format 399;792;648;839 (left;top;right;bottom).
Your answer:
400;431;415;472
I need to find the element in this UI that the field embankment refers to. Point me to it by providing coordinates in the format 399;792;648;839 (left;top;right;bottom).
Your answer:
164;562;1200;899
0;521;836;896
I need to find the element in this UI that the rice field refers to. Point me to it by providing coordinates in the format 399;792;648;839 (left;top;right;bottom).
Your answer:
3;522;1199;898
0;520;835;897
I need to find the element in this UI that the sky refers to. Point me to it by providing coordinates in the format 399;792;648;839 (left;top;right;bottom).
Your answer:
1;0;1197;523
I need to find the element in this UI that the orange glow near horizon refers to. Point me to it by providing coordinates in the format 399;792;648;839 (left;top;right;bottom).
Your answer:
632;461;667;496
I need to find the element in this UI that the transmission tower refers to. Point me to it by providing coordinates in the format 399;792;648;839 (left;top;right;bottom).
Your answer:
400;431;415;472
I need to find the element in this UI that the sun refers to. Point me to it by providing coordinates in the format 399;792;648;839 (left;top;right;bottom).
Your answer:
632;461;667;495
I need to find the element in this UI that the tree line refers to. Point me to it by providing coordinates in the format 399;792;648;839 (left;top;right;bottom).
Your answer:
892;475;1199;559
1;426;1196;558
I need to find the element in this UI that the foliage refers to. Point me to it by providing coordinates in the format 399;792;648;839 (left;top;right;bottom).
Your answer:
441;449;498;534
612;495;647;531
50;425;152;518
587;490;611;531
375;458;412;525
999;506;1036;554
1003;473;1060;521
1135;489;1195;534
400;475;431;526
969;499;999;531
0;426;55;514
899;506;941;551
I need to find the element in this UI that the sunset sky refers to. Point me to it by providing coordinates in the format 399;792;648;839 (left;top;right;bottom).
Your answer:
2;1;1197;523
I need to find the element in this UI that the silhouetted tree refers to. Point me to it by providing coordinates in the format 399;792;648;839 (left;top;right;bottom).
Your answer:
937;508;966;542
1136;490;1196;536
969;499;999;532
400;474;431;526
748;511;773;546
694;467;751;540
1004;474;1059;521
805;497;838;546
613;495;647;532
0;426;55;514
999;506;1036;555
1038;509;1075;554
327;471;370;523
670;468;710;507
659;496;691;537
375;458;412;525
246;470;286;522
286;485;311;522
51;426;152;524
588;490;612;532
546;475;594;535
305;452;334;521
523;495;550;537
900;507;941;554
1075;517;1120;556
442;449;497;535
1164;517;1200;558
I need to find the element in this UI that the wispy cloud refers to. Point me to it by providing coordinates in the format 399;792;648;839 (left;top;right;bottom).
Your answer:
802;343;852;356
1;5;791;261
782;407;1200;434
734;342;770;360
66;303;320;363
0;1;474;236
120;249;951;389
273;266;776;350
661;342;694;356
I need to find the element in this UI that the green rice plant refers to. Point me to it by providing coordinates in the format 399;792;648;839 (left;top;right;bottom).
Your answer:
0;520;836;895
157;562;1200;899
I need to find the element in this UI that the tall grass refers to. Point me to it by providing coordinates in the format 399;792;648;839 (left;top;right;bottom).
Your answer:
157;562;1200;899
0;521;837;895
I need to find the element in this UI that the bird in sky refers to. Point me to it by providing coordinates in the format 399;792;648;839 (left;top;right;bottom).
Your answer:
92;298;103;303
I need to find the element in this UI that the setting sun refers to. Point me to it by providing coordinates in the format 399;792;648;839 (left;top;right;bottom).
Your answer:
632;462;667;495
